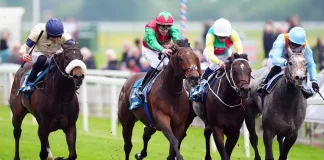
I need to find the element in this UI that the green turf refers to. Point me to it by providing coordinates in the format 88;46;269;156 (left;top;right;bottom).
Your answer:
0;105;323;160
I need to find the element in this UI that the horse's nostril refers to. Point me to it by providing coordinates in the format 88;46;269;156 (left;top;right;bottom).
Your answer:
295;76;299;80
249;88;251;91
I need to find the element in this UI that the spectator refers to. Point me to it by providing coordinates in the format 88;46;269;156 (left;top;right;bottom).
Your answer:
121;40;132;63
64;16;79;41
104;49;118;70
5;41;21;64
313;38;324;70
80;47;96;69
134;38;141;51
126;58;140;73
0;31;10;63
263;21;276;59
139;57;150;72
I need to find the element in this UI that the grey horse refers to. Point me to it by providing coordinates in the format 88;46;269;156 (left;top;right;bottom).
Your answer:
245;47;308;160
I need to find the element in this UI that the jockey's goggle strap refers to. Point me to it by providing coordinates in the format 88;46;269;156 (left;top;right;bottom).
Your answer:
288;41;302;47
217;36;229;40
158;25;171;30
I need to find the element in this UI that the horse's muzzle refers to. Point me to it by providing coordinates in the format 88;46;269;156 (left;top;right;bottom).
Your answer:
189;75;200;86
73;74;84;89
238;86;251;99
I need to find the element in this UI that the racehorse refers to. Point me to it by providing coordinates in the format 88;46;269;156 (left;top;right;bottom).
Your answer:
9;43;86;160
118;39;201;160
245;47;308;160
193;53;252;160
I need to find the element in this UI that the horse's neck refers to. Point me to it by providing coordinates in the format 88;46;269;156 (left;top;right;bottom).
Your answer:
214;73;240;103
274;77;304;107
48;67;75;101
159;64;183;94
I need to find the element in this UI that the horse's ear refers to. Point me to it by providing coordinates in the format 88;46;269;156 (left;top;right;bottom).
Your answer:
171;44;180;53
61;44;69;50
287;46;294;57
301;47;306;55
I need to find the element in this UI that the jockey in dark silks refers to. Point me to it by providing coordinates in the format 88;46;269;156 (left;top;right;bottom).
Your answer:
257;26;319;98
135;11;182;100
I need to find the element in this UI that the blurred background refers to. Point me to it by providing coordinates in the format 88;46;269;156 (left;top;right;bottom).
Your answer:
0;0;324;159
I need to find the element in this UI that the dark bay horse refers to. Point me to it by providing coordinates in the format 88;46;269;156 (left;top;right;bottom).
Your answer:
118;39;201;160
245;47;308;160
193;53;252;160
9;43;86;160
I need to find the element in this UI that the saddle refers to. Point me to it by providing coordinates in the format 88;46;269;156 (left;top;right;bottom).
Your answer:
18;65;55;96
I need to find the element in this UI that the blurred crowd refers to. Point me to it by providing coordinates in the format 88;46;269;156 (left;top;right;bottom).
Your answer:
1;15;323;73
262;15;324;69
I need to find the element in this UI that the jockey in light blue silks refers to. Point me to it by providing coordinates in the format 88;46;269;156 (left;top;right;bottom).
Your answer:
257;26;319;98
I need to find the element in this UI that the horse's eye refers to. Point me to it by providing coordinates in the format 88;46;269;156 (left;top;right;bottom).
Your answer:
305;62;308;66
289;62;293;66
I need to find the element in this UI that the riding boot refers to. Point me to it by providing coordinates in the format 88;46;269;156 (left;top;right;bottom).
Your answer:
190;67;214;101
24;55;47;92
301;80;313;99
135;67;159;100
257;66;282;94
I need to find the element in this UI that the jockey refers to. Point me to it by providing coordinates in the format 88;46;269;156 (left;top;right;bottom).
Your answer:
135;11;182;99
19;18;75;92
257;26;319;98
190;18;244;101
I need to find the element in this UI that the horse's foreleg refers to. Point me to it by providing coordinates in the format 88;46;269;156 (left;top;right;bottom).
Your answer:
12;111;27;160
158;119;183;160
245;107;261;160
204;125;212;160
38;125;51;160
224;128;240;159
263;128;275;160
211;126;229;160
279;132;298;160
135;126;156;160
63;125;77;160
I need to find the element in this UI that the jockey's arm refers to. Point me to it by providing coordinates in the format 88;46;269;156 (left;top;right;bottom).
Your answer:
169;26;182;42
144;28;164;52
269;34;287;67
19;24;42;56
230;29;243;54
304;42;317;82
205;33;222;65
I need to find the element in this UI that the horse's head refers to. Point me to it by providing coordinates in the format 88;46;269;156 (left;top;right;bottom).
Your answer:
53;42;87;89
225;53;252;98
169;39;201;86
285;47;307;88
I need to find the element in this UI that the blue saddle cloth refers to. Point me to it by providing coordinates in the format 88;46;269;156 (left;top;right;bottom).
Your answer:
18;65;55;95
129;77;157;128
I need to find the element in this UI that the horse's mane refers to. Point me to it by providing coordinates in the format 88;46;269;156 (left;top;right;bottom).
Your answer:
175;39;191;47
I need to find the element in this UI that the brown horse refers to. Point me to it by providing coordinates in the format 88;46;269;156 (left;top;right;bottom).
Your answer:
193;53;252;160
118;39;201;160
9;43;86;160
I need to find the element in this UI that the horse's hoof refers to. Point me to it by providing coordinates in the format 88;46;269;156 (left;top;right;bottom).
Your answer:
135;153;143;160
14;157;20;160
54;157;65;160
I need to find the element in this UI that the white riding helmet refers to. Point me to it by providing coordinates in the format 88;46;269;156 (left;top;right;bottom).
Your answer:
213;18;232;37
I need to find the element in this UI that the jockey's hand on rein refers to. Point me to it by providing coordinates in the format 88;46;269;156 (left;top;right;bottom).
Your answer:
312;82;319;92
